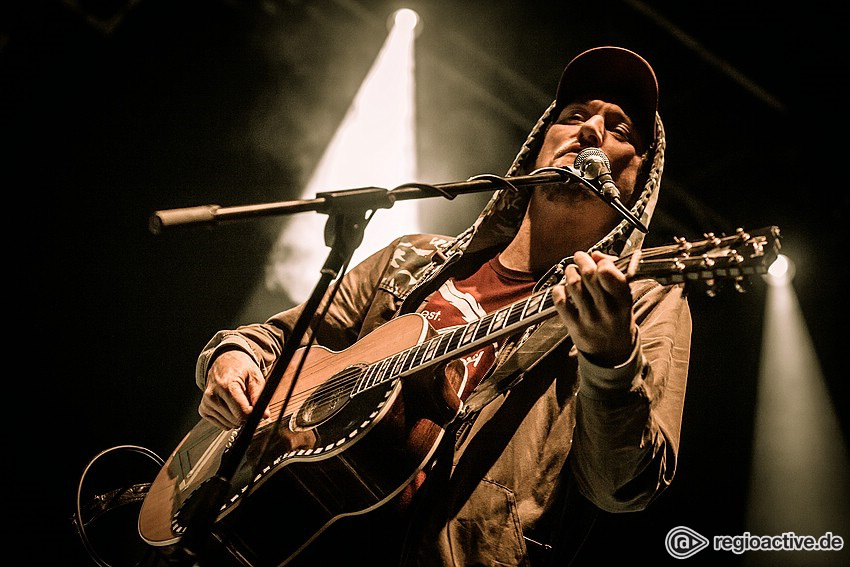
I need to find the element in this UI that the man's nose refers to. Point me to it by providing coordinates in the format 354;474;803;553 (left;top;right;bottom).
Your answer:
577;115;605;147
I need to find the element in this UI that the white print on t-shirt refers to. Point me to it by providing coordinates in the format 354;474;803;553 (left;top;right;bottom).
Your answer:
462;350;485;368
437;280;486;323
436;326;498;376
420;309;442;321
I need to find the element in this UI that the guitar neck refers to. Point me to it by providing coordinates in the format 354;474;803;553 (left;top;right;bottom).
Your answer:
352;249;662;396
352;226;780;397
352;287;559;396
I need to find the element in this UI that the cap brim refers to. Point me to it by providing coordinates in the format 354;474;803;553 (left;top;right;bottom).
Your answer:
555;46;658;147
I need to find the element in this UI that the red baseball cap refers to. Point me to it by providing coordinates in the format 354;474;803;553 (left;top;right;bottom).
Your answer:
555;46;659;146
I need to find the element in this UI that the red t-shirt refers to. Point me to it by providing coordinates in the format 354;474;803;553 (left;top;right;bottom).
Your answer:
417;254;538;401
393;253;538;510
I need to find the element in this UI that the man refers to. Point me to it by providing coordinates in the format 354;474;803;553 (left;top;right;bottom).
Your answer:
194;46;691;566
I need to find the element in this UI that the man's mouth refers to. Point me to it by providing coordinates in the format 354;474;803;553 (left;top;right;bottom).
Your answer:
553;144;582;163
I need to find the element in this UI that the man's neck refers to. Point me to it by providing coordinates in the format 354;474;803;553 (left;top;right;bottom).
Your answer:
499;188;618;273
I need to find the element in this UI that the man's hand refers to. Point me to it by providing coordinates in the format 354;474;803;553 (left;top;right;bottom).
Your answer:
199;349;270;429
552;250;637;367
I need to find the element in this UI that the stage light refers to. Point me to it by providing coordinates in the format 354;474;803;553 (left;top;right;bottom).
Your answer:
747;262;850;563
764;254;795;286
392;8;420;32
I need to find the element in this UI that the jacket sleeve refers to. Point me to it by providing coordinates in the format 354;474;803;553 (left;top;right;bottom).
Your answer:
194;237;405;390
569;280;691;512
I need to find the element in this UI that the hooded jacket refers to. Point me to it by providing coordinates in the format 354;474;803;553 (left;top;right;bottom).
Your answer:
196;71;691;567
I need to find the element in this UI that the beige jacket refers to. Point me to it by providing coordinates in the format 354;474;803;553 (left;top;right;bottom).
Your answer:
196;99;691;565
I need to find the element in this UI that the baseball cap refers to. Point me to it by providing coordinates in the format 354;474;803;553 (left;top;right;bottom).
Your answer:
555;46;659;146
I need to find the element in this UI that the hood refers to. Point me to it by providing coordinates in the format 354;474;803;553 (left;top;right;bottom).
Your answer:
440;51;667;283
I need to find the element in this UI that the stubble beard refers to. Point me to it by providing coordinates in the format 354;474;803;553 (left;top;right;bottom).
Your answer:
537;180;595;205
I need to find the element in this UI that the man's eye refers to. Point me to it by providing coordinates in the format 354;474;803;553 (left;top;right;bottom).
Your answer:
611;124;632;139
562;112;585;123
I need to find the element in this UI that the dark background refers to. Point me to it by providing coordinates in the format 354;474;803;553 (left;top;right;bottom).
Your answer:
6;0;848;565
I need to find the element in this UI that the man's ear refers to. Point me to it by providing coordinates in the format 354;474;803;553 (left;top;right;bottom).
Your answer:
523;126;551;173
639;151;653;177
627;152;653;206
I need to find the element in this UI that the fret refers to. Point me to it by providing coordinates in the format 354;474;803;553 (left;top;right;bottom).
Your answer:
354;363;377;395
435;331;454;358
490;307;508;332
371;358;391;388
410;343;427;369
366;363;381;392
474;314;495;342
429;333;445;359
540;289;554;311
459;320;478;346
398;346;415;374
363;362;378;390
423;336;440;361
360;363;374;392
523;291;544;318
390;352;405;377
443;326;464;355
505;300;525;327
380;357;395;384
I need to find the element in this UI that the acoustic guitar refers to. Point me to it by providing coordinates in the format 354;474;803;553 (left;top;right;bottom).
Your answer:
138;226;780;566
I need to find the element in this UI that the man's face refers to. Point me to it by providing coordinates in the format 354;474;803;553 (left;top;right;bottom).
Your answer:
534;99;646;205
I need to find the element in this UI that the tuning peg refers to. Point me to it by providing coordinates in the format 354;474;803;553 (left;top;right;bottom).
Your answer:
734;276;749;293
703;232;721;246
674;236;692;251
704;278;717;298
735;228;751;241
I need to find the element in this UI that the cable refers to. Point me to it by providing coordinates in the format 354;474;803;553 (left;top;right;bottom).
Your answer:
73;445;165;567
466;173;522;193
392;181;456;200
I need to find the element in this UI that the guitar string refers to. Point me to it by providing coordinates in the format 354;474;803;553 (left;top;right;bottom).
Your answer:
260;289;559;420
261;330;470;419
256;240;728;424
261;309;524;419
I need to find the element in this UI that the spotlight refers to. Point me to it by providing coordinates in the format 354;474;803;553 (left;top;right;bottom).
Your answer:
765;254;795;286
261;4;421;305
391;8;420;33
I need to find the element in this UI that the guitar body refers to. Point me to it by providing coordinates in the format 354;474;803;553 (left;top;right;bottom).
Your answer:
138;313;464;566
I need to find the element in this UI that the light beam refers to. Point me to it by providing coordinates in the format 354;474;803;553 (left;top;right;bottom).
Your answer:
745;272;850;565
242;10;420;319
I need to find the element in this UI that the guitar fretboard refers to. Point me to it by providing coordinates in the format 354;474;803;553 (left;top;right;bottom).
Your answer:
350;226;780;397
352;287;556;396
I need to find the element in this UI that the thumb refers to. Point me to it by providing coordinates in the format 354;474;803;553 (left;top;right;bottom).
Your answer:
245;364;270;419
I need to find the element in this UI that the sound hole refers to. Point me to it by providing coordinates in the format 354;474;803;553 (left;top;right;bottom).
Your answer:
293;364;365;429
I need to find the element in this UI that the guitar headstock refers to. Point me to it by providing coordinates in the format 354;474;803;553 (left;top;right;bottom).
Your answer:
625;226;782;296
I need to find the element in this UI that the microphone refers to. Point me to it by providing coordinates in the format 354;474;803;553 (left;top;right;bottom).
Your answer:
571;147;648;233
573;148;621;200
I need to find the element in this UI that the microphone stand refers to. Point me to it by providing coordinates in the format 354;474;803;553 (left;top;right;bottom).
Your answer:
148;167;646;234
149;166;644;564
166;191;392;566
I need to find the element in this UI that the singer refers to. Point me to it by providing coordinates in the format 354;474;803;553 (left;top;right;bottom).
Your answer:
193;46;691;566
